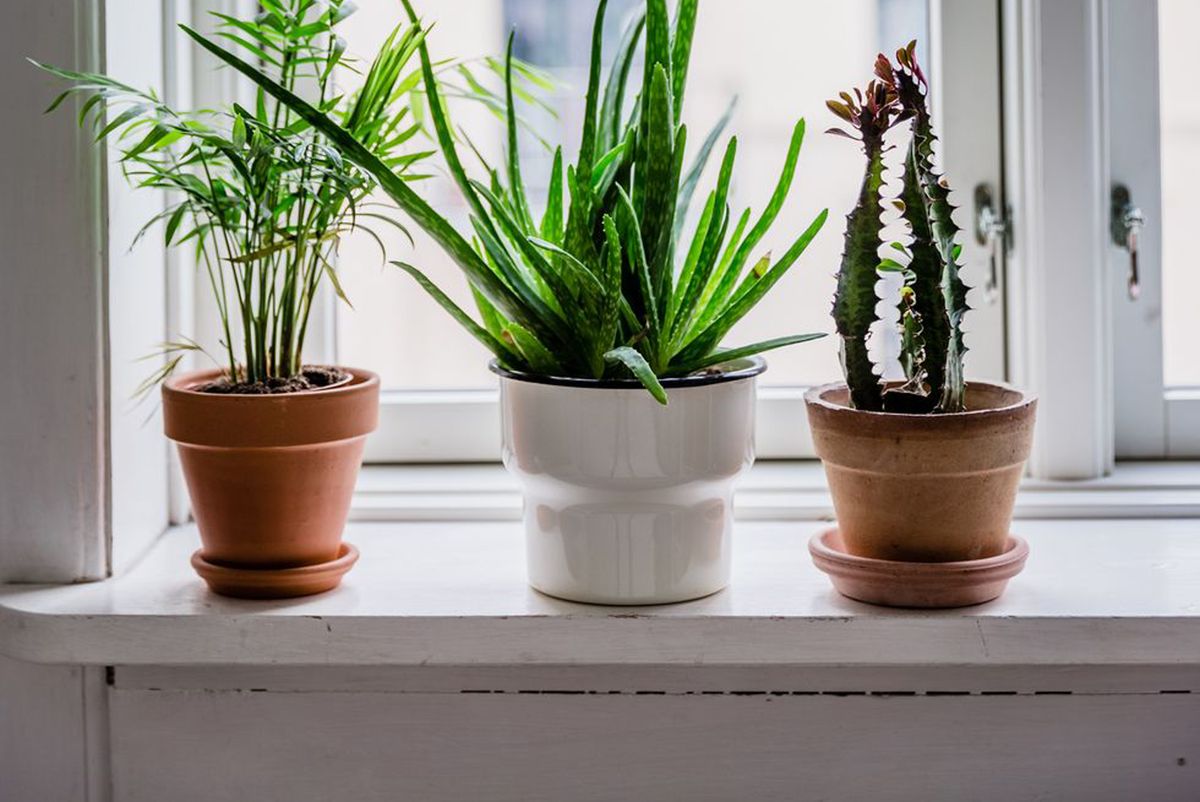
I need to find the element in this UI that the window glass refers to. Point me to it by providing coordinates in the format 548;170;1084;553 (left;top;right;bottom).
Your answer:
1158;0;1200;387
336;0;928;389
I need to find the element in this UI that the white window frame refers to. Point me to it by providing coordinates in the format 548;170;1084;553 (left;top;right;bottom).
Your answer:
358;0;1009;463
1105;0;1199;458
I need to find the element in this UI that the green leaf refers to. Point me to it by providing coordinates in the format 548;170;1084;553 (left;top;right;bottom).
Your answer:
540;147;564;240
503;322;560;375
604;346;668;405
670;333;826;375
670;0;698;123
503;33;534;232
576;0;610;180
674;96;736;242
392;261;519;363
678;209;828;364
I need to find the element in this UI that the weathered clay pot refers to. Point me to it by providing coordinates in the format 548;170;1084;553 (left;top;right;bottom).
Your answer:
494;357;764;605
163;367;379;597
804;382;1036;562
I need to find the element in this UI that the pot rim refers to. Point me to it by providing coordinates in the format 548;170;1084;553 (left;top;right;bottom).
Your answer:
162;366;380;448
489;355;766;391
163;365;377;400
804;379;1036;419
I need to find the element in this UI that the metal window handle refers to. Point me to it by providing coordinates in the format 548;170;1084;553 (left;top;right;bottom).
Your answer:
973;184;1008;305
1110;184;1145;300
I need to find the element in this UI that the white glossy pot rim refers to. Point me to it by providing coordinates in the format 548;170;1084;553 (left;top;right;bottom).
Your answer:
489;355;766;391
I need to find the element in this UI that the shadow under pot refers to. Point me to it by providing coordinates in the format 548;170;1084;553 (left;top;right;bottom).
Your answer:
804;381;1037;563
494;357;765;606
162;367;380;599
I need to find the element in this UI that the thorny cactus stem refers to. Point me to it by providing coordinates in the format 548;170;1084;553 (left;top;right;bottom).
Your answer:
826;72;898;411
890;41;969;413
827;42;970;414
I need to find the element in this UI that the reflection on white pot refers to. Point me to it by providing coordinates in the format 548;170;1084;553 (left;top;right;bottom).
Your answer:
494;357;764;605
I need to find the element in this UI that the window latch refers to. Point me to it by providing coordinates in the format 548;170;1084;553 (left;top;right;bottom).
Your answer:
973;183;1009;306
1110;184;1145;301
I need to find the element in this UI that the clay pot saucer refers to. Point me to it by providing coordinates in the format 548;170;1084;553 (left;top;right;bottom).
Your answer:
191;543;359;599
809;529;1028;609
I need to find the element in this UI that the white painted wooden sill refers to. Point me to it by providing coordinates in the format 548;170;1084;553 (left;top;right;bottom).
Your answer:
1;511;1198;668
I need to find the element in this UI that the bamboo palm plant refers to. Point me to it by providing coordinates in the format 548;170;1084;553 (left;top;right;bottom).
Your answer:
34;0;431;389
185;0;828;403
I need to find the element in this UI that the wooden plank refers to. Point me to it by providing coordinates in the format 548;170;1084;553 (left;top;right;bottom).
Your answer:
109;688;1200;801
4;520;1200;667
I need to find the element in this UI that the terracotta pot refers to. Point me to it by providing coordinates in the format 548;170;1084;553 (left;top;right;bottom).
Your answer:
804;381;1036;562
163;367;379;596
494;357;764;605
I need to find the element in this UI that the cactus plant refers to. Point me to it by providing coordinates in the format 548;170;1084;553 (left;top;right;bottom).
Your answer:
827;42;969;413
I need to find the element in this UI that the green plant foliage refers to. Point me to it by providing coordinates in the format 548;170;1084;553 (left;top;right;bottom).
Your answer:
185;0;828;403
827;42;970;413
33;0;510;387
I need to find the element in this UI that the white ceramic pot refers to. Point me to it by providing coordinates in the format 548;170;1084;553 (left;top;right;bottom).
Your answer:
494;357;764;605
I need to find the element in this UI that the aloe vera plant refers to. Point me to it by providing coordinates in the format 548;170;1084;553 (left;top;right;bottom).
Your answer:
34;0;429;389
185;0;828;403
827;42;969;413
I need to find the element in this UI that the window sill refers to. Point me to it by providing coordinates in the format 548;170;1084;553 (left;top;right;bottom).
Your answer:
1;516;1198;668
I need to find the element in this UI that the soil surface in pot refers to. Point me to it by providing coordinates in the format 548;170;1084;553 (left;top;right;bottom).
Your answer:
194;365;350;395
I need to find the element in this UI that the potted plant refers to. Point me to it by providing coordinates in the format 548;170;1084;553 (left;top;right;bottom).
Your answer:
32;1;433;597
806;44;1036;607
188;0;829;604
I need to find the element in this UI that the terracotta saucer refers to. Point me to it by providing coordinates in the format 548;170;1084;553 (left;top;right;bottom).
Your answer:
191;542;359;599
809;529;1028;609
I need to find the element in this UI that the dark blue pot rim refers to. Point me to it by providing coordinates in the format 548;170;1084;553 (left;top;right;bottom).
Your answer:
488;355;766;390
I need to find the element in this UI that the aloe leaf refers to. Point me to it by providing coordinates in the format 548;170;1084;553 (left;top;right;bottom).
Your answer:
604;346;668;405
540;147;564;240
595;215;624;375
723;118;807;280
469;213;567;330
691;206;752;325
670;332;825;375
527;237;607;297
677;209;828;365
667;191;716;330
470;285;507;341
674;96;736;243
577;0;610;180
643;0;672;96
614;186;659;361
599;11;645;151
635;64;678;312
503;322;560;375
503;33;535;233
669;0;698;123
668;136;737;341
392;261;520;364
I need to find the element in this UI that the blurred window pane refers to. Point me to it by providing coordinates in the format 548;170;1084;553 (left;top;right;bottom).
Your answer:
1158;0;1200;387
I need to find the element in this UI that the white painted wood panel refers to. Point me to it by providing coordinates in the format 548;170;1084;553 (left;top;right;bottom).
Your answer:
109;687;1200;802
0;0;108;582
3;519;1200;667
0;655;90;802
